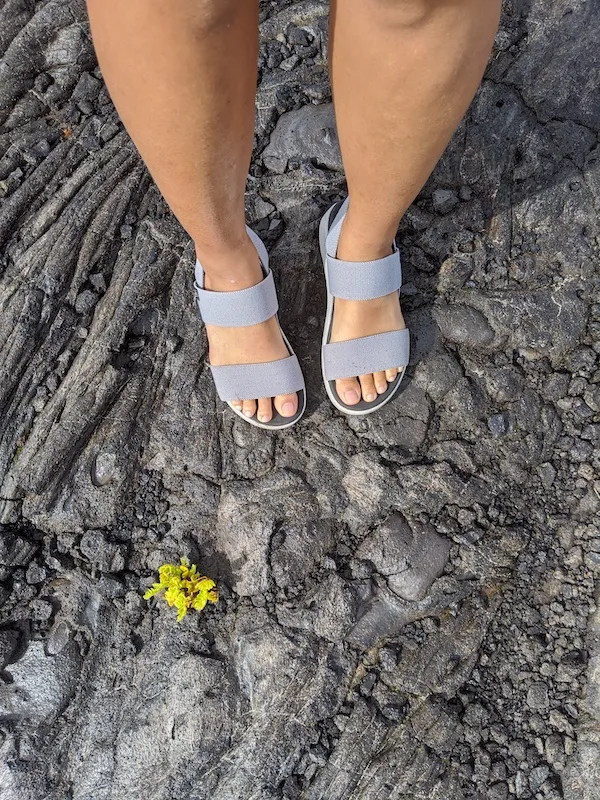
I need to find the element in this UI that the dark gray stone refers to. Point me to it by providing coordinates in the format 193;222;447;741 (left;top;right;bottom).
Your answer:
262;102;342;173
74;288;98;314
0;628;19;670
72;71;101;101
280;54;301;71
0;640;81;723
348;383;432;449
434;303;495;347
79;530;126;573
91;451;117;487
527;682;550;710
355;513;450;601
432;188;460;214
488;412;510;437
270;521;335;588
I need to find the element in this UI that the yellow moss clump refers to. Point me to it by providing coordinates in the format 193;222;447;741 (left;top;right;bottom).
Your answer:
143;558;218;622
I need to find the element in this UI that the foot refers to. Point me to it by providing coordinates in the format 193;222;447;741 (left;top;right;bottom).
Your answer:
330;229;406;406
198;236;298;424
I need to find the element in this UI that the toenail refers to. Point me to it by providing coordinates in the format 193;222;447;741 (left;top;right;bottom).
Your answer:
376;384;387;394
344;390;359;404
282;401;295;416
243;409;254;417
366;393;376;402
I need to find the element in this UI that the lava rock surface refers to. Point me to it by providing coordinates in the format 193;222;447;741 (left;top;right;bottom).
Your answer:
0;1;599;799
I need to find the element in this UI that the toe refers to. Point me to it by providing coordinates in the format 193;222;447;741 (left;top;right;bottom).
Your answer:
385;367;398;383
274;393;298;418
242;398;257;418
359;373;377;403
257;397;273;423
336;378;361;406
231;400;243;412
374;371;388;394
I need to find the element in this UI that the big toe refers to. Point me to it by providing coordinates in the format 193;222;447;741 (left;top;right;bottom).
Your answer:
336;377;361;406
274;392;298;418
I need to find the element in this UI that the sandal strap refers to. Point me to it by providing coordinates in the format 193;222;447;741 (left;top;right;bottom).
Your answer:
325;198;402;301
322;328;410;381
326;249;402;301
195;269;278;327
210;355;304;402
194;225;277;327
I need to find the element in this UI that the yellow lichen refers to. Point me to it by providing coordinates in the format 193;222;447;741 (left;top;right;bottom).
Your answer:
143;558;218;622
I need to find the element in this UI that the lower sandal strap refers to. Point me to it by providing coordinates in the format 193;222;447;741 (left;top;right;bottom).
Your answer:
210;354;305;402
322;328;409;382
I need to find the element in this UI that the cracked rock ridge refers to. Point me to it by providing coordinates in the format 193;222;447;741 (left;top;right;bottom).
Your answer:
1;1;599;799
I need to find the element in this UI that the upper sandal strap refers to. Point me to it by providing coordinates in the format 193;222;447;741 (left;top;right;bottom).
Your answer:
195;224;277;327
325;198;402;301
326;250;402;301
210;355;305;402
322;328;410;381
194;268;278;327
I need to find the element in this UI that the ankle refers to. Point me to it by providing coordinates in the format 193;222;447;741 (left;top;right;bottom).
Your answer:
195;234;263;292
336;211;397;262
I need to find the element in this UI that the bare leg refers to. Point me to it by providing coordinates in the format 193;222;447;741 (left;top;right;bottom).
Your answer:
329;0;501;405
85;0;298;423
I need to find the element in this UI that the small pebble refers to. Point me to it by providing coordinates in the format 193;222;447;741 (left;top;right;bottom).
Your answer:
432;187;459;214
91;452;117;487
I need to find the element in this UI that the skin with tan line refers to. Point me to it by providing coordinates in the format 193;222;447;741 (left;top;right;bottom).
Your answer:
85;0;501;422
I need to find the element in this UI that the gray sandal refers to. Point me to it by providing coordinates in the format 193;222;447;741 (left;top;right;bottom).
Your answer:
319;198;410;415
194;227;306;430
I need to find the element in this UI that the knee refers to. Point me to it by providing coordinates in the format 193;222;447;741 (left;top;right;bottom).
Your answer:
188;0;248;34
365;0;460;28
